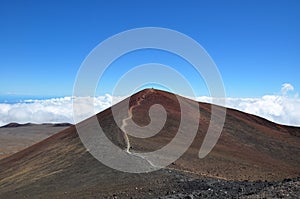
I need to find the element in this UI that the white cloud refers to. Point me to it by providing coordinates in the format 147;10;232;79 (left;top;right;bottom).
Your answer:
281;83;294;95
196;83;300;127
0;95;125;127
0;84;299;127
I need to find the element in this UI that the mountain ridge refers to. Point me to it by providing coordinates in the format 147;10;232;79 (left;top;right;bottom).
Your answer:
0;88;299;198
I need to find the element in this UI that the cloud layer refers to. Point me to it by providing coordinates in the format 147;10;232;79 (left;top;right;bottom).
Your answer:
197;95;300;127
197;83;300;127
0;84;299;127
0;95;124;127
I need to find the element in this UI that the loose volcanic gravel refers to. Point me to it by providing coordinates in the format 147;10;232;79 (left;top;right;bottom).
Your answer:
156;176;300;199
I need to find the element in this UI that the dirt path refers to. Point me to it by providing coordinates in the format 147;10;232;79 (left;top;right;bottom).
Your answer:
120;91;147;153
120;104;137;153
120;89;160;168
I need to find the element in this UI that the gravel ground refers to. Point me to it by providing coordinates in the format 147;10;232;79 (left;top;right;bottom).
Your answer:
156;176;300;199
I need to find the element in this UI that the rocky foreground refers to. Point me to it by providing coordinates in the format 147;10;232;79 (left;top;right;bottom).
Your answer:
158;173;300;199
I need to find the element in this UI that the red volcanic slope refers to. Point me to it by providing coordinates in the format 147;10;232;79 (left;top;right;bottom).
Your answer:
0;89;299;198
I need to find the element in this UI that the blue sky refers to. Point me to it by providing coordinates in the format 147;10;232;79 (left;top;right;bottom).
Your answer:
0;0;299;97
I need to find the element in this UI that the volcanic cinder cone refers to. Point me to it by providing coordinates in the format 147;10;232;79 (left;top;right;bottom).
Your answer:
0;89;299;198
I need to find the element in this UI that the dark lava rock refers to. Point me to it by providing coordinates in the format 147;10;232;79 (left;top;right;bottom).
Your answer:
155;175;300;199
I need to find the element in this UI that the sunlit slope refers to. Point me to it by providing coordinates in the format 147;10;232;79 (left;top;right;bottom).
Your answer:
0;89;299;198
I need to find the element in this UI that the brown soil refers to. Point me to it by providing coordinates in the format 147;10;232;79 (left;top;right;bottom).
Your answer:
0;89;299;198
0;123;70;159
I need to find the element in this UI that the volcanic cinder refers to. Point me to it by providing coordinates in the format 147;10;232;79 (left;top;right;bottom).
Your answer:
0;89;299;198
